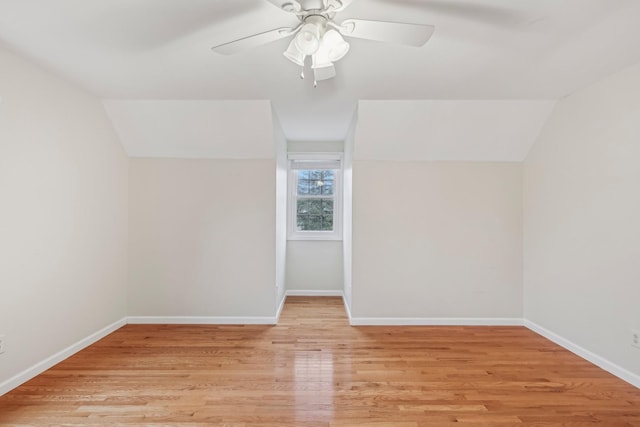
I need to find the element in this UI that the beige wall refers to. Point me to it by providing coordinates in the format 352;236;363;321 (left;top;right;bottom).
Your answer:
128;158;276;317
524;62;640;377
351;161;523;320
0;46;128;385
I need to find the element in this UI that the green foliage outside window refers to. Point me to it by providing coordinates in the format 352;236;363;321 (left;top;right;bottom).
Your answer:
296;170;335;232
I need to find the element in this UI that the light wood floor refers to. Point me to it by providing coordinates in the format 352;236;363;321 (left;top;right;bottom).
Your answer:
1;297;639;426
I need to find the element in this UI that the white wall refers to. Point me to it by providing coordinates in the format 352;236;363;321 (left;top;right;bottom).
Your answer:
285;241;343;292
0;46;128;387
128;158;276;318
524;62;640;377
351;161;523;320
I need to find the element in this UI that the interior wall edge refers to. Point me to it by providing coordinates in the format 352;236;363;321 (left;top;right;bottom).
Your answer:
343;295;353;323
275;295;287;323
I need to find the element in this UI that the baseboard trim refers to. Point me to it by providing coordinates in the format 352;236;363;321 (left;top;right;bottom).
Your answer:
342;296;353;323
524;320;640;389
285;290;344;297
127;316;277;325
275;295;286;323
349;317;524;326
0;317;126;397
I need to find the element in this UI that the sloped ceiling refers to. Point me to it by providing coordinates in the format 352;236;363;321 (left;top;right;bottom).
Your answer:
355;100;556;161
104;100;275;159
1;0;640;158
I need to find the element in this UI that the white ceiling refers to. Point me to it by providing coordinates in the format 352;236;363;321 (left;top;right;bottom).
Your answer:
1;0;640;154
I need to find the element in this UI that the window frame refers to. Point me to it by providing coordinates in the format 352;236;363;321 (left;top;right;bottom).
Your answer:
287;153;343;241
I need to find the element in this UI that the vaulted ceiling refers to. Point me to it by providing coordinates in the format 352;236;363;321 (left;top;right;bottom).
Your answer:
1;0;639;156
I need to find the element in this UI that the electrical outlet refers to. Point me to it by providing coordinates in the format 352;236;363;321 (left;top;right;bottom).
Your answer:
633;330;640;349
0;335;5;355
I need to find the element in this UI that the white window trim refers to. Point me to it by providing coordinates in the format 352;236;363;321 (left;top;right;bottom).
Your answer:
287;153;343;241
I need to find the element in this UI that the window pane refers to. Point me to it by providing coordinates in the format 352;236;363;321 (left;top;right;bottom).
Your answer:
301;169;335;195
298;170;311;180
297;215;311;231
297;199;308;214
322;170;335;181
293;168;337;234
322;199;333;214
322;214;333;230
321;180;334;196
297;215;323;231
296;215;306;230
297;179;310;195
307;199;322;215
308;170;323;180
308;179;323;195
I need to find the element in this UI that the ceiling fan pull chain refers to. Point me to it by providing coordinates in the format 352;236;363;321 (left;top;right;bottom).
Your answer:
313;80;318;88
300;67;305;79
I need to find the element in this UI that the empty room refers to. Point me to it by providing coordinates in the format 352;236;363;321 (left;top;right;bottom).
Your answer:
1;0;639;425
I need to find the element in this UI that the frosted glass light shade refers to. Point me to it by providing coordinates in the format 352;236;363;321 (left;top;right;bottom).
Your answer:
283;38;305;66
314;64;336;81
323;29;350;62
312;42;332;69
295;23;321;55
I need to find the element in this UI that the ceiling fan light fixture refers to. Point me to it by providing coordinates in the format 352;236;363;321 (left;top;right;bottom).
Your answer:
322;29;350;62
311;50;332;70
295;22;321;55
313;65;336;82
283;38;306;66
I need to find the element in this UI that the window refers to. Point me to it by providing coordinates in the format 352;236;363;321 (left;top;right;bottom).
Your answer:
288;154;342;240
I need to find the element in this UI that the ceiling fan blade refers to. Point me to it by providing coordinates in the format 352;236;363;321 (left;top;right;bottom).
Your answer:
264;0;302;13
339;19;434;47
371;0;524;27
314;64;337;81
212;27;293;55
324;0;354;12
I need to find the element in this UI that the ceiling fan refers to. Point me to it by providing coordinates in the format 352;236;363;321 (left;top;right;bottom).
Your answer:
211;0;435;86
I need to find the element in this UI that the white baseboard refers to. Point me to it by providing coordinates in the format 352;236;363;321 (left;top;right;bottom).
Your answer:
127;316;277;325
349;317;524;326
342;295;353;322
275;295;286;323
524;320;640;389
0;317;127;397
285;290;344;297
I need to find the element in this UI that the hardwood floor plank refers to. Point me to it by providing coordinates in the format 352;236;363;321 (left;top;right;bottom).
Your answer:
1;296;639;425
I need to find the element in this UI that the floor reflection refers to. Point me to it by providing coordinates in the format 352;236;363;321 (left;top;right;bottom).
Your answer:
294;349;334;421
